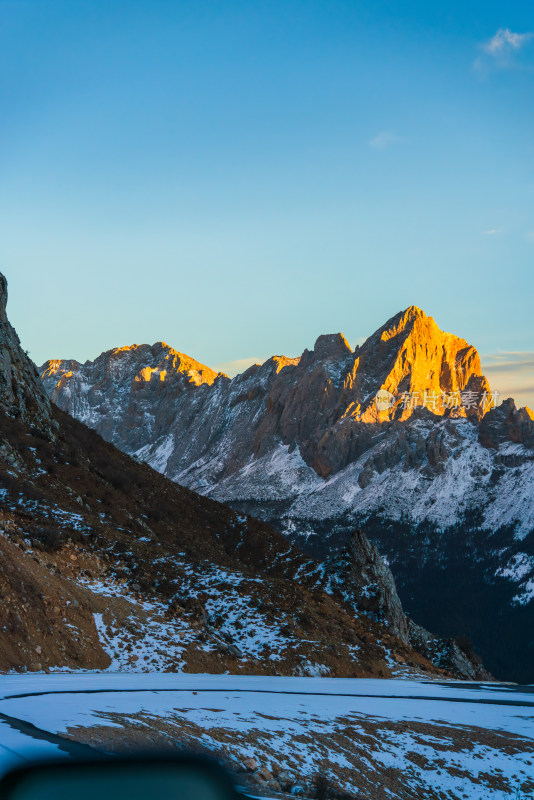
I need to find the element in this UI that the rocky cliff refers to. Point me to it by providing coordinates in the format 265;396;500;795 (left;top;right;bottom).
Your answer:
326;530;491;680
0;274;53;432
41;305;534;680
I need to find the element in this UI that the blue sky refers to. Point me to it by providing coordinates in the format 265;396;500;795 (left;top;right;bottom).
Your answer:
1;1;533;406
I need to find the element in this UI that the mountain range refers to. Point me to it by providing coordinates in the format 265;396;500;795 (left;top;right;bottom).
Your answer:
41;305;534;681
0;270;485;679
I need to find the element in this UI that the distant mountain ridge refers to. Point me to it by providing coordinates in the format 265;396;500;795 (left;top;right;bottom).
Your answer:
41;341;226;454
41;306;534;680
41;306;499;481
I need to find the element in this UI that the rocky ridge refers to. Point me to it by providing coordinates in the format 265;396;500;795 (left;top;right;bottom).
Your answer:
41;342;225;454
41;306;500;486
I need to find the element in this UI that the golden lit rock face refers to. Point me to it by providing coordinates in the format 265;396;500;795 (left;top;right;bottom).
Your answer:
254;306;494;477
272;355;301;373
111;342;226;387
352;306;491;424
43;343;226;395
41;359;66;377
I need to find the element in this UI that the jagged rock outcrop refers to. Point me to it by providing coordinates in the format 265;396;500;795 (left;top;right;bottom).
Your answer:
479;398;534;449
406;620;492;682
0;274;53;433
326;530;491;680
326;530;409;642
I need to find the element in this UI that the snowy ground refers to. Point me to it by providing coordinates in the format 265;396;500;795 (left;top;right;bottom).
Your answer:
0;674;532;799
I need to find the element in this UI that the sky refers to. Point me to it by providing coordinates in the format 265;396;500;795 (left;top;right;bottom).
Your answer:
1;0;533;407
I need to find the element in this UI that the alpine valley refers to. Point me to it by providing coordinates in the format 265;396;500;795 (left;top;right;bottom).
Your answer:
41;306;534;681
0;271;488;681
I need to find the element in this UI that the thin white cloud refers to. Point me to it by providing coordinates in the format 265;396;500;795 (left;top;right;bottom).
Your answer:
483;28;533;55
482;350;534;410
526;231;534;242
214;356;265;377
483;351;534;371
483;229;499;235
369;131;400;150
475;28;533;73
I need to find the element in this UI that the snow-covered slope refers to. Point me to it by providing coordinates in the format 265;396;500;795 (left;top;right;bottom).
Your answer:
202;413;534;545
